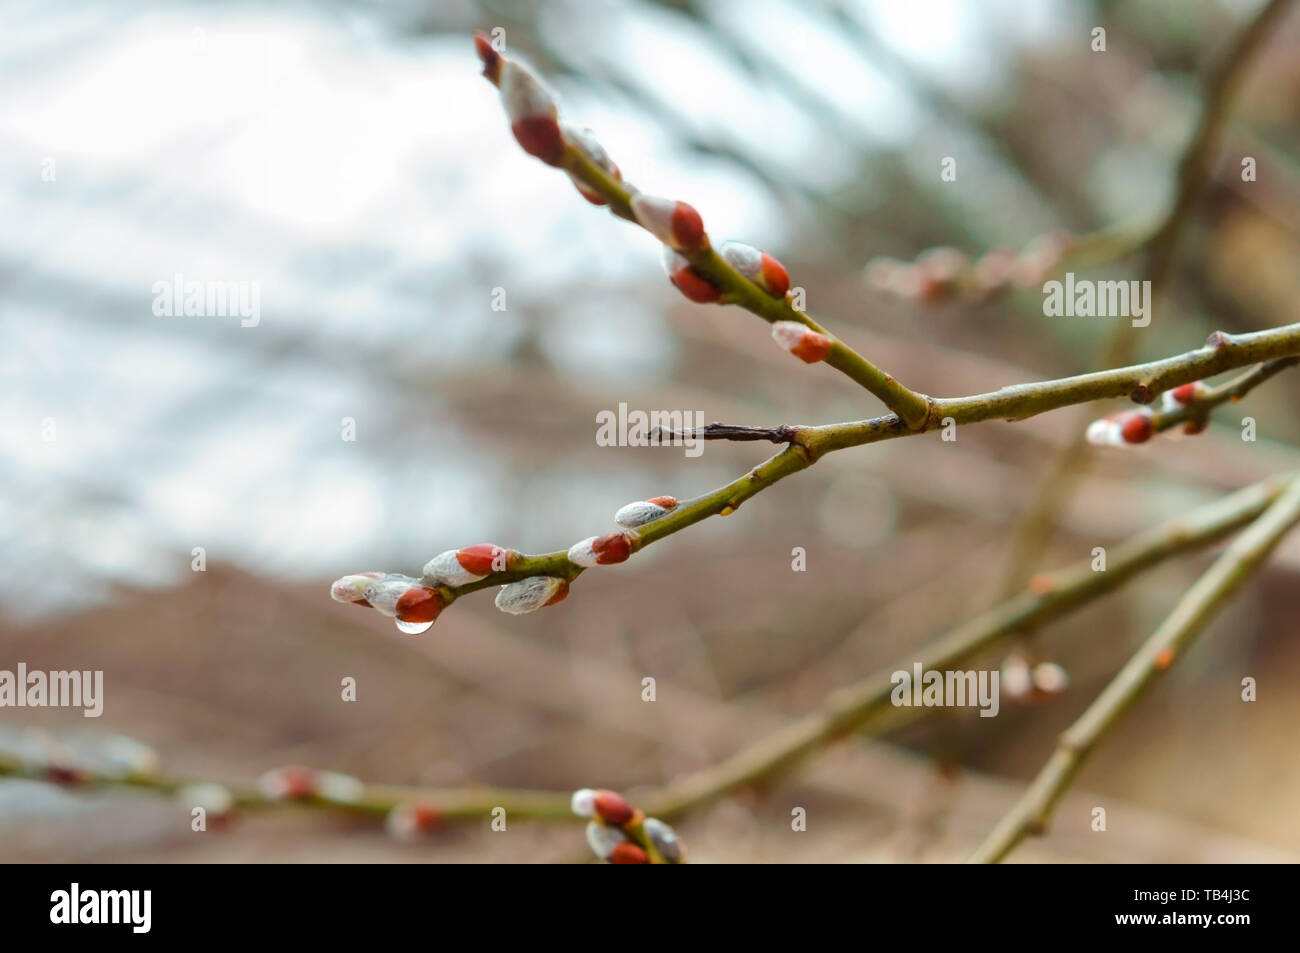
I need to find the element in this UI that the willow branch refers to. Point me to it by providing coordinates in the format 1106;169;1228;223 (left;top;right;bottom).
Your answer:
995;0;1295;597
0;750;572;821
640;473;1293;818
9;477;1292;837
423;322;1300;609
478;36;932;427
969;473;1300;864
1145;0;1296;286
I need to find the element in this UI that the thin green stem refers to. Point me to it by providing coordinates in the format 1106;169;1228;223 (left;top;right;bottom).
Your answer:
432;322;1300;608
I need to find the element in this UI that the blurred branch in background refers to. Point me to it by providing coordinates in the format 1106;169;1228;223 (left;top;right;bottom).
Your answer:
972;472;1300;863
993;0;1297;602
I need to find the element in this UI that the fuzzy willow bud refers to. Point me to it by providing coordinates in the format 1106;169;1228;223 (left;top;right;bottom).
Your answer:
632;195;707;252
614;496;678;528
499;61;563;165
771;320;831;364
662;247;721;303
494;576;570;615
568;534;632;567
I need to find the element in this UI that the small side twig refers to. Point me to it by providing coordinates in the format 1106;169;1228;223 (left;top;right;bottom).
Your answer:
651;422;802;445
1147;357;1300;436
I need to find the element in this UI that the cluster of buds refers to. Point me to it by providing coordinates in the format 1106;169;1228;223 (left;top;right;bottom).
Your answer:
1085;408;1154;447
1085;381;1215;445
1001;652;1069;703
639;195;723;305
864;232;1073;304
385;801;443;841
475;33;795;328
572;788;685;864
476;30;628;212
330;571;445;634
658;233;793;306
332;493;683;627
257;766;365;804
771;320;832;364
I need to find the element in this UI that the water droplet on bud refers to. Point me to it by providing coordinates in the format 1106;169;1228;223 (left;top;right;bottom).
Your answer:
395;618;434;635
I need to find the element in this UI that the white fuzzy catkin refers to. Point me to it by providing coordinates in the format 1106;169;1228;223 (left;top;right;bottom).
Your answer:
770;320;810;353
422;550;486;587
571;787;598;818
363;574;421;617
614;500;671;528
498;60;556;124
330;572;380;603
566;536;601;568
631;195;683;249
1085;419;1122;447
494;576;565;615
720;240;762;278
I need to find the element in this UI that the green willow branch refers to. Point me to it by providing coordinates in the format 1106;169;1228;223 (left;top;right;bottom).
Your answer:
969;472;1300;864
431;321;1300;609
994;0;1295;598
478;35;932;428
8;476;1291;837
640;472;1294;819
0;750;572;821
